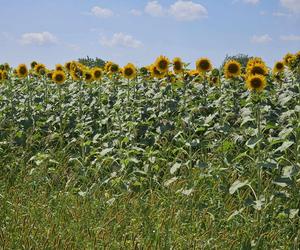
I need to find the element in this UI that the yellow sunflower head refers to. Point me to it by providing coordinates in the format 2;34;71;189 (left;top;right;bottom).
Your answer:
295;51;300;61
34;63;46;75
246;61;268;76
3;63;10;71
30;61;38;69
188;69;199;77
150;64;166;79
16;64;28;78
273;61;285;74
155;55;170;73
92;67;102;80
196;58;212;73
84;70;94;83
52;70;66;84
46;70;53;80
2;70;8;80
104;61;113;72
246;74;267;93
172;57;184;74
55;64;64;71
0;71;2;81
109;63;119;74
283;53;294;65
65;61;72;72
224;60;241;79
246;57;264;68
70;65;83;80
123;63;137;79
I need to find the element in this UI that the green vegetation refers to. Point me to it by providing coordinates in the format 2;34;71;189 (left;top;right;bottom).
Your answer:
0;56;300;249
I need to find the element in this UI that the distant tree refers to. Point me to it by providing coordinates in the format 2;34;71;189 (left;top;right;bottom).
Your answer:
221;54;252;69
78;56;105;68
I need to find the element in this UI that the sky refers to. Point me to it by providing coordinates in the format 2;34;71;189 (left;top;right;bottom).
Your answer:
0;0;299;68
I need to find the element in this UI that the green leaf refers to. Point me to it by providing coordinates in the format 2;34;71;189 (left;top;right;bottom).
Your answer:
273;177;293;187
164;177;178;187
100;148;114;156
246;135;263;149
229;180;249;194
274;141;294;152
170;162;181;174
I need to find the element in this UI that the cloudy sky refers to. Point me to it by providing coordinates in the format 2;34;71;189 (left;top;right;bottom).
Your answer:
0;0;299;68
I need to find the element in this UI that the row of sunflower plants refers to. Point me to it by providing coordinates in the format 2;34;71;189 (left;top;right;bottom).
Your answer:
0;52;299;218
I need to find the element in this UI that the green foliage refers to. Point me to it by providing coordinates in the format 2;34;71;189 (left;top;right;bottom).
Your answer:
0;65;299;248
78;56;105;68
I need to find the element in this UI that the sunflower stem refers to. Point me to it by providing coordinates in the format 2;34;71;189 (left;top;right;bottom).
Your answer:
255;93;262;197
58;84;64;148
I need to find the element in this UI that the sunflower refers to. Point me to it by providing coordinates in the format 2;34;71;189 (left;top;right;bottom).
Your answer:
30;61;38;69
92;67;102;80
2;70;8;80
0;71;2;81
70;64;83;80
172;57;184;74
196;58;212;73
104;61;113;72
46;70;53;80
34;63;46;75
166;71;176;83
246;61;268;76
246;57;264;68
246;74;266;92
123;63;137;79
150;64;166;79
155;55;169;73
52;70;66;84
3;63;10;71
224;60;241;79
84;70;94;82
273;61;285;74
188;69;199;77
296;51;300;61
283;53;294;66
109;63;119;74
56;64;64;71
65;61;72;72
16;64;28;78
70;61;78;72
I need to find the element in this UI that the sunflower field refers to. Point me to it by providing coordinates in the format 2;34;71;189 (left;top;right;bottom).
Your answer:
0;52;300;249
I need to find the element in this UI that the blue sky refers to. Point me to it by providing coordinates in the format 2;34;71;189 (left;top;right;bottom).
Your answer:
0;0;299;68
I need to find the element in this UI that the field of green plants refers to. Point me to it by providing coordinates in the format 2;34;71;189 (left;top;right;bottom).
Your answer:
0;53;300;249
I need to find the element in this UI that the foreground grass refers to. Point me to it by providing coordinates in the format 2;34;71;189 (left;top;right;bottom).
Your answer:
1;162;299;249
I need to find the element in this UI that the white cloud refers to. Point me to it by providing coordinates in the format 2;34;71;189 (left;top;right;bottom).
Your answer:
280;0;300;13
100;33;142;48
272;11;291;17
280;34;300;41
145;1;164;16
232;0;260;4
130;9;143;16
169;0;208;21
244;0;260;4
251;34;272;43
91;6;114;18
20;32;58;45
